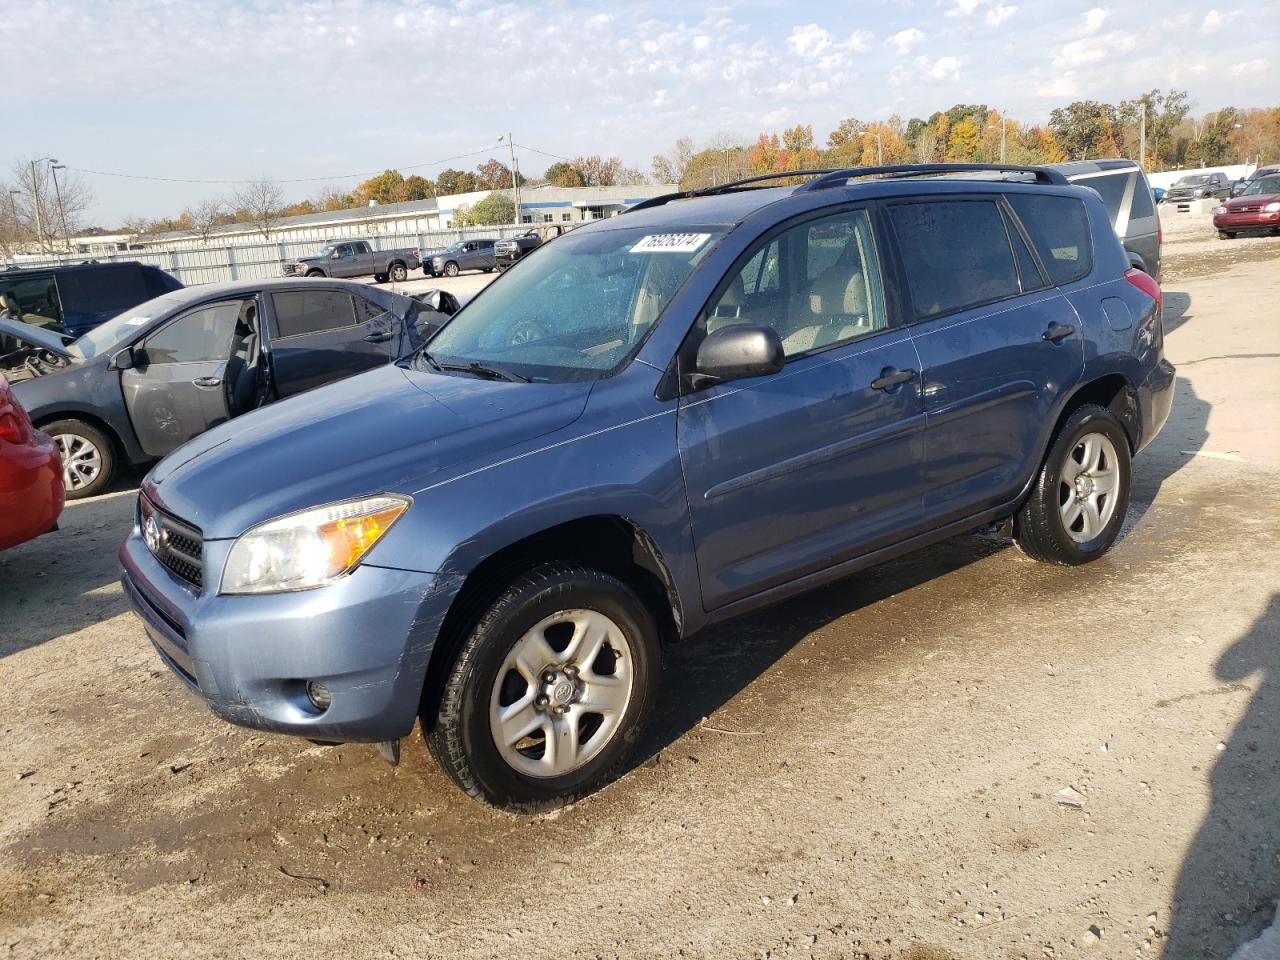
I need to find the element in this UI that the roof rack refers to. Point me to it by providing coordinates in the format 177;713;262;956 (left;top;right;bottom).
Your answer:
794;163;1069;192
625;163;1069;214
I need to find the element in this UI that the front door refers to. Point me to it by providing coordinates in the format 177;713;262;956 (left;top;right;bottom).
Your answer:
122;298;249;457
884;195;1085;526
678;207;928;610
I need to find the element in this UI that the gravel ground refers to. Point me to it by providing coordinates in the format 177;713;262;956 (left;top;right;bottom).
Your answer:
1;236;1278;960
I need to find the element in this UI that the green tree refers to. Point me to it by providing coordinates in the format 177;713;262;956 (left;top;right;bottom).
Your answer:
470;191;516;225
353;169;406;206
399;175;435;201
1049;101;1121;160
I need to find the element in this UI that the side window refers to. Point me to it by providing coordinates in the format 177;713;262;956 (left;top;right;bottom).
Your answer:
1078;172;1131;225
144;301;243;364
270;290;358;338
353;295;388;323
5;275;62;324
1130;177;1156;219
705;208;886;359
887;199;1021;319
1006;194;1094;285
1002;207;1049;293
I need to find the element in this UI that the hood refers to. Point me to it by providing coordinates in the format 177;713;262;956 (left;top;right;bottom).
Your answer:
1223;192;1280;210
144;363;591;539
0;318;76;360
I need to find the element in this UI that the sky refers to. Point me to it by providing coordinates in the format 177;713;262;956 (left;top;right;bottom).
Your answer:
6;0;1278;225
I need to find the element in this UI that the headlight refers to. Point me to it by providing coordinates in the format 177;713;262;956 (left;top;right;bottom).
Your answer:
1213;205;1228;215
1265;202;1280;213
220;495;410;595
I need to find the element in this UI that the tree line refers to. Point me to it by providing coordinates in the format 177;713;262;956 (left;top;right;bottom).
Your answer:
3;90;1277;253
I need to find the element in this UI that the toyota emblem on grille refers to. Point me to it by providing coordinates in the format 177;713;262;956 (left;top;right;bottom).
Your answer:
144;515;165;555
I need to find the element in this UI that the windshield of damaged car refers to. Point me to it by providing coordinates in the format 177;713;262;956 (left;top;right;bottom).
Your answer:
71;291;190;359
419;226;724;382
1242;176;1280;196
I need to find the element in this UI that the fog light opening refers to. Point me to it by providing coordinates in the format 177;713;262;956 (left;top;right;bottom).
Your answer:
306;681;332;712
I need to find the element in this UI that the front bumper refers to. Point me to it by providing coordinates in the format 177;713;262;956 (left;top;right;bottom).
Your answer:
119;529;461;742
1213;210;1280;231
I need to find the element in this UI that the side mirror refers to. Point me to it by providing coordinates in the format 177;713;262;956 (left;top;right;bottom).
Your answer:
692;324;784;387
111;347;136;370
415;289;461;317
331;251;342;260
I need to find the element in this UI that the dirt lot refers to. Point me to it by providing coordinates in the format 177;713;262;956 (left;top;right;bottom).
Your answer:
1;217;1278;960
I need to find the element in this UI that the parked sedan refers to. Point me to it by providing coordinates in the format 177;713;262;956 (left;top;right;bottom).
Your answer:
0;374;63;550
1;279;436;499
1213;174;1280;238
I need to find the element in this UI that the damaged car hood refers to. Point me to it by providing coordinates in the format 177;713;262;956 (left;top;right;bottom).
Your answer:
0;318;76;360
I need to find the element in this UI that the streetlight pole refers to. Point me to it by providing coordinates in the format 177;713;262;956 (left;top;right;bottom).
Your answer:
1000;113;1007;163
50;163;70;252
29;158;55;251
1138;109;1146;171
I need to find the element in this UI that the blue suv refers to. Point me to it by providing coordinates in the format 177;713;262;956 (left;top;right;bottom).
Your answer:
120;164;1175;811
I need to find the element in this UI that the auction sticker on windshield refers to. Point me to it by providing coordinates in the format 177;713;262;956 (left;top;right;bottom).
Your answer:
631;233;711;254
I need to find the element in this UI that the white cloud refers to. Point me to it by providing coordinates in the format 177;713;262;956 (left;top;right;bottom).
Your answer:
985;4;1017;26
886;27;925;55
927;55;962;80
1082;7;1110;32
1201;9;1222;33
1231;58;1266;76
1053;30;1136;69
1036;72;1080;98
947;0;983;16
787;23;833;57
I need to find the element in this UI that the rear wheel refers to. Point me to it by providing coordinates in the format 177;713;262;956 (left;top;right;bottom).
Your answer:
45;419;115;500
425;564;661;812
1217;230;1236;240
443;261;460;278
373;272;388;283
1014;404;1131;565
389;262;407;282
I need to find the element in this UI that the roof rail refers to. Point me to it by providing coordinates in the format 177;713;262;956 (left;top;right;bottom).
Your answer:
625;169;843;213
795;163;1069;192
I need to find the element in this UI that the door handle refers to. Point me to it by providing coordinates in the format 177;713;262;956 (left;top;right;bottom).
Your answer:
363;332;394;343
870;368;916;391
1042;323;1076;342
192;376;222;388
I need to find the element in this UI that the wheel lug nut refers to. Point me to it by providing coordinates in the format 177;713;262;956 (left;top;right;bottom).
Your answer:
535;694;549;707
543;672;556;684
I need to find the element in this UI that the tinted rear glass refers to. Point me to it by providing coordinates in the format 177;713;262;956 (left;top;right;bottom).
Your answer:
887;199;1021;319
1007;194;1093;285
1079;172;1131;223
270;290;357;338
1130;176;1156;219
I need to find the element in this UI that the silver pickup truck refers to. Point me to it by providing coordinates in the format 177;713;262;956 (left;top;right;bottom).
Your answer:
283;239;421;282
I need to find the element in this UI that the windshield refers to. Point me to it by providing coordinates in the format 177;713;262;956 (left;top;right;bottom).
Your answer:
421;226;724;382
1176;175;1211;186
71;290;190;359
1243;177;1280;196
317;244;337;258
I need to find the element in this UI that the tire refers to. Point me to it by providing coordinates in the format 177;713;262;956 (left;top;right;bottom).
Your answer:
1013;404;1132;565
425;564;661;812
389;262;407;282
443;261;460;278
44;419;115;500
305;269;324;278
1217;230;1236;240
372;273;388;283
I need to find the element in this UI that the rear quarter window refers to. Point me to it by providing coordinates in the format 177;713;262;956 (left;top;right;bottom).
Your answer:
1006;194;1094;285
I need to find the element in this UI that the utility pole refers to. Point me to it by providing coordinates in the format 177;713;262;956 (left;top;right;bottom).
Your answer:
50;163;70;252
1138;108;1146;171
498;133;521;225
29;159;49;251
876;131;883;165
1000;113;1007;163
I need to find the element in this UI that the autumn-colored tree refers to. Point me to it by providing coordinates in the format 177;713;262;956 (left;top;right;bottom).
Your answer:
399;175;435;201
1229;107;1280;165
571;155;624;187
651;137;695;184
279;199;317;218
475;159;513;191
681;137;750;190
231;178;285;238
185;196;226;243
313;185;354;212
746;133;783;174
353;170;406;206
945;116;982;161
437;168;481;195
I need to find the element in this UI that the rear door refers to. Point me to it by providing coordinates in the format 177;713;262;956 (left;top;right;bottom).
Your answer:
122;299;249;456
885;194;1084;526
266;287;389;397
678;206;928;610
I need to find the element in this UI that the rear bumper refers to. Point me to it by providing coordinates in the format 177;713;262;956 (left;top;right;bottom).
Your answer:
119;529;462;742
0;430;64;551
1137;357;1176;453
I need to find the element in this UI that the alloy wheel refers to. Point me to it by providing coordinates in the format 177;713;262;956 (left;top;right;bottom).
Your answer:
1058;432;1120;543
488;609;634;778
55;433;103;493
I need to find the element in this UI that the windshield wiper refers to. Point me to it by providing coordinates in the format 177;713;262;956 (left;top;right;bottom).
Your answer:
420;351;527;382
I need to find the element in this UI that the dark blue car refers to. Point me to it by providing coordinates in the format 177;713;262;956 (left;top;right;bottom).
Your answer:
120;164;1175;811
0;261;182;338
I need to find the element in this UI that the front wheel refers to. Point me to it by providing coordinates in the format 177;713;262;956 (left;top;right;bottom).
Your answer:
45;419;116;500
425;564;661;812
1217;230;1236;240
389;262;407;282
1013;404;1131;565
305;269;324;278
372;273;388;283
443;261;460;278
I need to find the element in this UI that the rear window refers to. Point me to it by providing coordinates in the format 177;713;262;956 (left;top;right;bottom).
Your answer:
887;199;1021;319
1079;172;1131;223
270;290;357;338
1129;175;1156;219
1006;194;1093;285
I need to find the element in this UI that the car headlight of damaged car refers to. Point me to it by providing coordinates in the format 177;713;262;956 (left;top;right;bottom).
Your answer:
221;495;410;594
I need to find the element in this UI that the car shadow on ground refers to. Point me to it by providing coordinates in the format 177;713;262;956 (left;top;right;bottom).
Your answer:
1163;593;1280;958
0;464;145;660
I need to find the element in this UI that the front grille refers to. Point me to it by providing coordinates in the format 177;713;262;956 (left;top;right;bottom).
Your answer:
140;494;205;588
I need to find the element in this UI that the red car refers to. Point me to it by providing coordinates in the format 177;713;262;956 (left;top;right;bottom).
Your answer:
0;374;64;550
1213;174;1280;239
